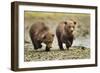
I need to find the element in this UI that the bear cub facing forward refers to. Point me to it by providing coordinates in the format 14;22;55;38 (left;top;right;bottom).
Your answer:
56;20;76;50
29;22;54;51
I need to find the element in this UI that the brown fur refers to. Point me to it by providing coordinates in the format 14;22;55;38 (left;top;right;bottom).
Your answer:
30;22;54;51
56;20;76;50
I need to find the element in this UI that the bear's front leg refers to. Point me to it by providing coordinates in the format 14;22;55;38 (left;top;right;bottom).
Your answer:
33;42;39;50
45;46;50;52
33;40;41;50
37;41;42;48
31;39;38;50
65;40;72;50
66;44;70;50
58;41;64;50
38;44;42;48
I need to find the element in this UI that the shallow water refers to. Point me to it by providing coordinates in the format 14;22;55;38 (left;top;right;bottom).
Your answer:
72;36;90;48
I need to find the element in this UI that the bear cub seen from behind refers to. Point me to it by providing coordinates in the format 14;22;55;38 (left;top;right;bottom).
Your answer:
56;20;77;50
29;22;54;51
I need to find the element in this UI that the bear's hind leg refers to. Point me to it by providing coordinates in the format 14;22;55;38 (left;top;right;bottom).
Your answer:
56;34;64;50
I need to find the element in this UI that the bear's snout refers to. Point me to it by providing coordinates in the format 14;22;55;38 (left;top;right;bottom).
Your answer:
47;43;52;48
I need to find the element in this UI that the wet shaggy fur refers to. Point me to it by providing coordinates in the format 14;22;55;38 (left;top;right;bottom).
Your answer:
29;22;54;51
56;20;76;50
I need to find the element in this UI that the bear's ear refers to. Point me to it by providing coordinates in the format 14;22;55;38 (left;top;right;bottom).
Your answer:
74;21;76;25
64;21;67;25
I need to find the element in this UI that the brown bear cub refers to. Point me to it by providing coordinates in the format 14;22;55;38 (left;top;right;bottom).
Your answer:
29;22;54;51
56;20;76;50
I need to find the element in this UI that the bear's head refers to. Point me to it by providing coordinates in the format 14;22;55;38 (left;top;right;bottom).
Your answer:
42;32;54;49
64;20;76;34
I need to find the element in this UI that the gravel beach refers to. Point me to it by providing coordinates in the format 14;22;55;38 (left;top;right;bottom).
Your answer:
24;46;90;62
